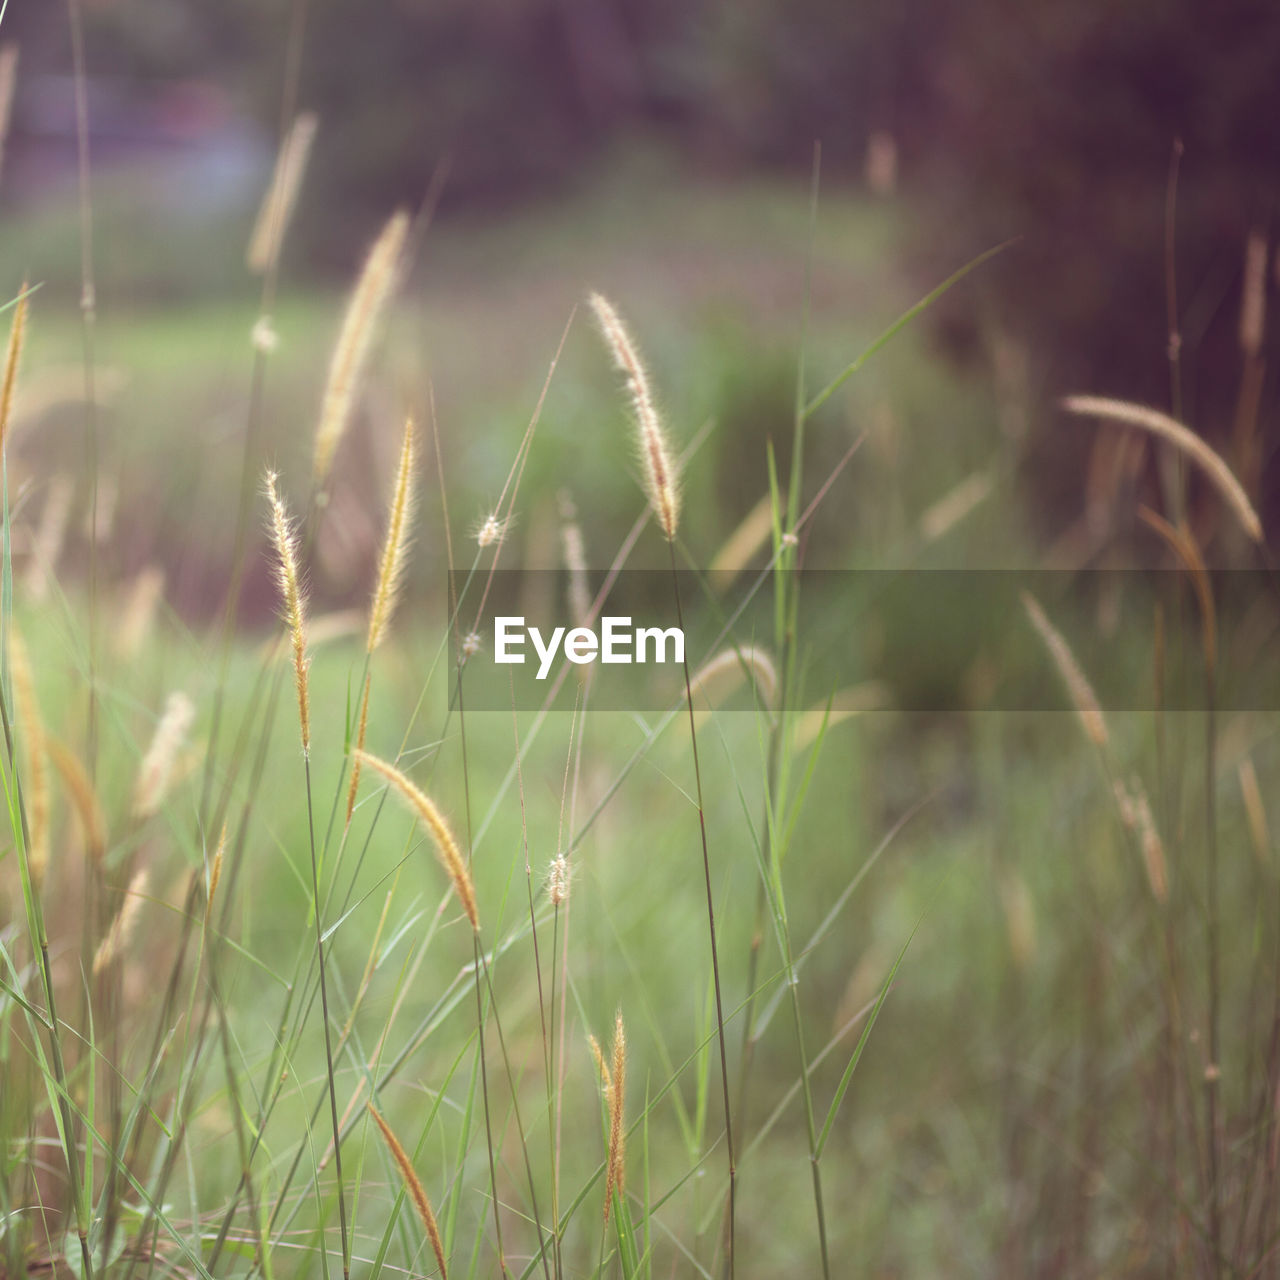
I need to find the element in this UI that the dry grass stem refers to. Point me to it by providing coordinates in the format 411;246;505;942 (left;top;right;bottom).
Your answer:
9;628;48;885
1021;592;1109;748
313;209;410;486
589;292;680;539
367;1103;448;1279
352;749;478;931
47;737;105;867
247;110;318;274
93;870;148;977
265;471;311;754
133;691;195;819
1061;394;1263;543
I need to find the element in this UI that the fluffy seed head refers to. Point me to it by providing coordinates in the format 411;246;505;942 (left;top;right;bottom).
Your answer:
265;471;311;754
48;737;106;867
93;870;148;977
352;749;478;931
1021;592;1109;748
313;209;410;486
689;645;778;710
1061;394;1263;543
1240;229;1268;356
0;45;18;185
589;292;680;539
367;417;417;653
604;1010;627;1222
133;691;196;818
475;512;507;549
367;1103;448;1279
0;281;29;454
9;628;48;885
548;854;570;906
247;111;318;275
558;490;591;629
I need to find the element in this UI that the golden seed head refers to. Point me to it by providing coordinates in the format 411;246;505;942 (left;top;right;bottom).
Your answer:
93;870;149;977
604;1009;627;1221
589;291;680;540
1021;592;1109;749
133;691;196;818
1061;394;1263;543
9;627;48;885
1240;228;1268;357
265;471;311;754
247;110;318;275
0;280;30;455
313;209;410;487
367;1103;448;1279
367;416;417;653
47;737;106;867
689;646;778;711
352;748;479;931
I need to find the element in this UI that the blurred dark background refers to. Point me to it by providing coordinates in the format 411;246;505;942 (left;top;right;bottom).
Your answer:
2;0;1279;550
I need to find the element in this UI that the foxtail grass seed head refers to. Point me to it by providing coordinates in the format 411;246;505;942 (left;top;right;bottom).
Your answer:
133;691;195;818
689;645;778;710
1021;592;1109;748
352;749;479;931
0;44;18;184
588;1033;611;1090
1132;781;1169;905
1061;394;1264;543
247;110;318;275
548;854;569;906
250;316;279;354
25;474;73;603
589;291;680;539
1238;758;1270;867
207;822;227;919
709;493;774;589
313;209;409;486
9;628;48;885
265;471;311;754
48;737;106;868
1240;229;1268;356
367;1103;448;1280
604;1010;627;1222
475;512;508;549
116;565;166;660
367;417;417;653
558;489;591;628
0;280;29;453
93;870;148;977
998;870;1036;971
919;469;996;544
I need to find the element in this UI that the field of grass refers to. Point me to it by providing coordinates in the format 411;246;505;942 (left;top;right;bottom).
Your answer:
0;132;1278;1280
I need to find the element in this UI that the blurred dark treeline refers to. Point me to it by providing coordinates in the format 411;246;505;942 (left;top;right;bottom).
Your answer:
5;0;1280;525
